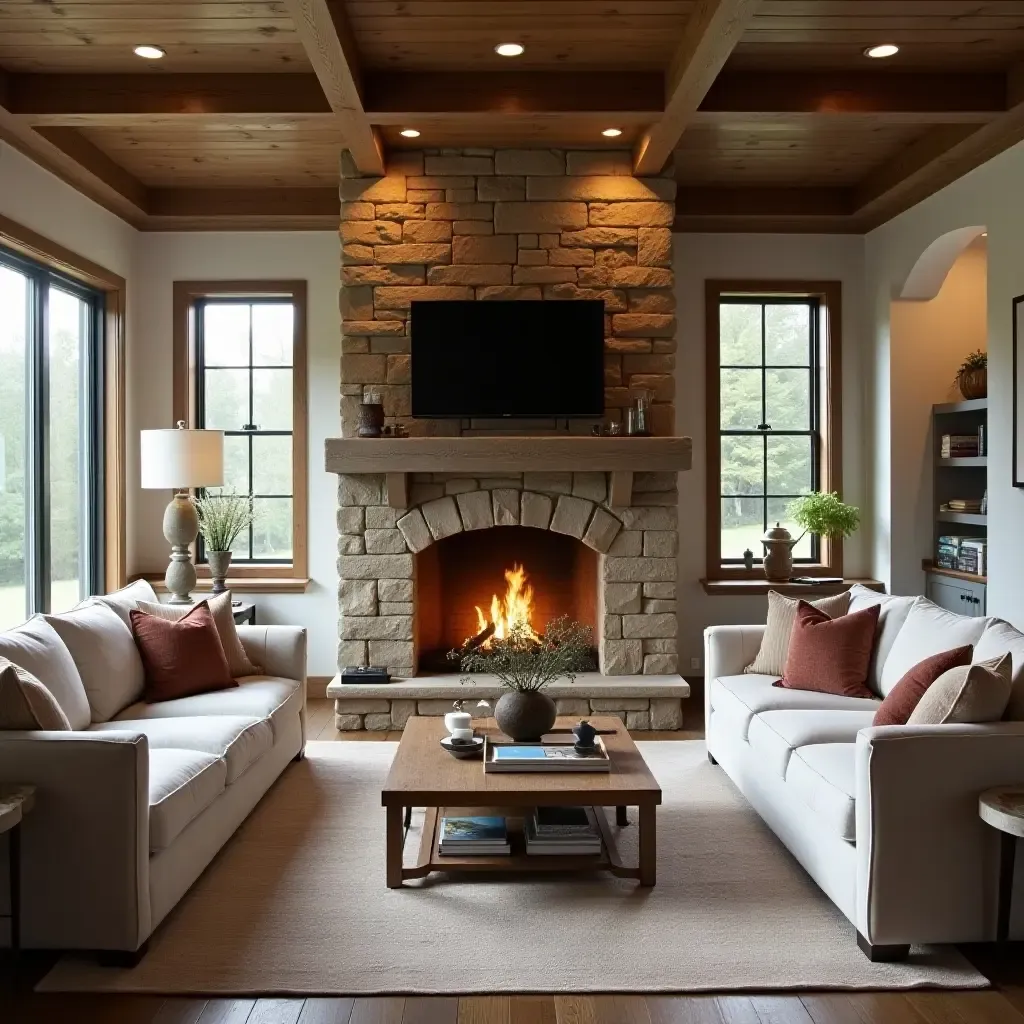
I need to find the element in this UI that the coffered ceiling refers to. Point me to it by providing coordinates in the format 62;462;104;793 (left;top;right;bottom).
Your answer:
2;1;1024;232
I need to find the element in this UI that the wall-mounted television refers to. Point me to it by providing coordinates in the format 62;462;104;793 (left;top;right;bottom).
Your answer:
411;300;605;419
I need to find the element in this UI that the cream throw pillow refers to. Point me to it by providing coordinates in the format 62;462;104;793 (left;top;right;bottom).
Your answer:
135;592;261;678
907;653;1012;725
745;590;851;676
0;658;71;730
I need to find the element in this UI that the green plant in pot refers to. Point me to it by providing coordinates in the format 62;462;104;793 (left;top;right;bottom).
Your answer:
451;616;594;741
762;492;860;582
954;350;987;400
193;490;258;594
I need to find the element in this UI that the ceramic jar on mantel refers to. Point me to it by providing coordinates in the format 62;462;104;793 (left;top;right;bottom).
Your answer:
494;690;557;742
761;523;798;583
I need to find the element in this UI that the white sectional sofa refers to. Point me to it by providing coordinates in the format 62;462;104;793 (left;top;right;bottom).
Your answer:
704;585;1024;960
0;580;306;963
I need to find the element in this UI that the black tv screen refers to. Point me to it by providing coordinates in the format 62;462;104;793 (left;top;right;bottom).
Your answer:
411;300;605;418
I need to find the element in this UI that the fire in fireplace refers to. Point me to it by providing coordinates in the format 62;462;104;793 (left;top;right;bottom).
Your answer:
471;563;540;648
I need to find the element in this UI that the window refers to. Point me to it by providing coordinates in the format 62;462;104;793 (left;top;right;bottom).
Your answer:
174;282;308;581
705;281;842;580
0;245;105;624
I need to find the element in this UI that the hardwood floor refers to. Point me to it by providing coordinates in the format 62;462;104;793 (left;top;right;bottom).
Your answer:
2;703;1021;1024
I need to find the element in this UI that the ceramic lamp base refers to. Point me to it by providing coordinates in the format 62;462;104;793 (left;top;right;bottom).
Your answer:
163;493;198;605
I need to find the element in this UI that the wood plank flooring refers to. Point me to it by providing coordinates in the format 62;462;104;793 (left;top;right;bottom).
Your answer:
2;703;1021;1024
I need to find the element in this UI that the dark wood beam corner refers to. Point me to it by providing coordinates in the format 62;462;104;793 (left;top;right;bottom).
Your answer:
673;187;859;234
147;187;339;220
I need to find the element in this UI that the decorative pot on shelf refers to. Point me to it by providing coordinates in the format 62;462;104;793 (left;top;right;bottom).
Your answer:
494;690;557;742
357;400;385;438
207;550;232;595
761;523;798;583
958;368;987;400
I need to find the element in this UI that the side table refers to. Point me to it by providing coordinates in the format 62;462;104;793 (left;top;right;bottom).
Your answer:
979;787;1024;942
232;601;256;626
1;785;36;957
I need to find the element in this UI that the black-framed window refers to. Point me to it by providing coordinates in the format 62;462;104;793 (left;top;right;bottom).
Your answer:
194;298;294;564
718;297;819;565
0;245;104;625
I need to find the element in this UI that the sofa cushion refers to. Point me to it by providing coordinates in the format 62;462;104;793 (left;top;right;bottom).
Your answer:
847;585;918;697
974;618;1024;721
748;709;877;777
93;579;159;629
148;748;227;852
0;658;71;730
114;676;301;741
878;598;989;696
45;602;145;723
785;743;857;843
908;654;1013;725
92;714;273;784
709;675;879;741
0;616;90;730
872;644;974;727
745;590;851;677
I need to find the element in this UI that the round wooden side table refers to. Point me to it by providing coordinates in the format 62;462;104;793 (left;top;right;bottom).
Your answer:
0;785;35;958
979;786;1024;942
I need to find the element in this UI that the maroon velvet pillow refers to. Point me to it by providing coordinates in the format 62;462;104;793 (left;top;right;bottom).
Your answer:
872;645;974;726
776;601;880;699
130;603;236;703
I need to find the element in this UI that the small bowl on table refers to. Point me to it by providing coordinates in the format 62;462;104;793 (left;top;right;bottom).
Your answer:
440;736;484;760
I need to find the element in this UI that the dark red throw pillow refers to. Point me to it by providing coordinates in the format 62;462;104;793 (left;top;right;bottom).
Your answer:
130;603;236;703
776;601;880;699
872;645;974;726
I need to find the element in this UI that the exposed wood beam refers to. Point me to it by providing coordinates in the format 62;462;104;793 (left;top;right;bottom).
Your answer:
144;187;338;230
634;0;761;175
673;187;860;234
283;0;384;175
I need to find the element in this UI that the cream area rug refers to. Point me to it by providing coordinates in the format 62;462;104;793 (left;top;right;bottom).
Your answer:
40;740;985;994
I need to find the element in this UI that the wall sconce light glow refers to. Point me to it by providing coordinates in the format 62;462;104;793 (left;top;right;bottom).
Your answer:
400;129;421;138
864;44;899;59
495;42;525;57
133;44;166;59
602;128;623;137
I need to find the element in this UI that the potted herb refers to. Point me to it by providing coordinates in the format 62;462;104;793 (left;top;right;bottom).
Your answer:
193;490;258;594
451;616;594;741
954;350;987;400
761;492;860;582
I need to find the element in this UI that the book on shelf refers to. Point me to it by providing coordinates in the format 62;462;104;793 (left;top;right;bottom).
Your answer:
940;433;981;458
438;815;510;856
940;501;984;513
484;737;611;773
959;539;987;576
525;807;602;855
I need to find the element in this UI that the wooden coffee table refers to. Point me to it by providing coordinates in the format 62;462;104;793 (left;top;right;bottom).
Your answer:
381;716;662;889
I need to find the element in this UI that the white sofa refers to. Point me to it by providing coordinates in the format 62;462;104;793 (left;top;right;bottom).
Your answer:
0;580;306;962
704;585;1024;960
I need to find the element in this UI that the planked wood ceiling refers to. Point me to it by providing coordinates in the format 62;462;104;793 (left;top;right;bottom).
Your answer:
1;0;1024;230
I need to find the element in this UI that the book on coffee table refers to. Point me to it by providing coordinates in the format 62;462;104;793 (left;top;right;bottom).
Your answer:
483;738;611;773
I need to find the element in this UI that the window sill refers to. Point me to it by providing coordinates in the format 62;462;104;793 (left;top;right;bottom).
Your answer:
140;575;311;594
700;578;884;597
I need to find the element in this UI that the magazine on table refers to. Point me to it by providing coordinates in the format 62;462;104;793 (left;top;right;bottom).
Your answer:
483;737;611;773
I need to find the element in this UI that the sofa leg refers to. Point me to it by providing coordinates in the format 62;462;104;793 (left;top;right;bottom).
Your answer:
98;941;149;968
708;751;718;765
293;747;305;762
857;932;909;962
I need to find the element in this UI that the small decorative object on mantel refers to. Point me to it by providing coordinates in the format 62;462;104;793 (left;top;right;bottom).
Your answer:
357;390;385;438
743;548;755;571
194;490;258;594
954;349;987;400
573;719;598;753
760;492;861;582
626;390;652;437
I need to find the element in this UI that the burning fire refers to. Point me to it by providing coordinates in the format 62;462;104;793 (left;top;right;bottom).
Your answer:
473;564;541;646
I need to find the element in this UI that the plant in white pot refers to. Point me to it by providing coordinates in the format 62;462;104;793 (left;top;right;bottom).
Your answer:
193;490;258;594
451;616;594;741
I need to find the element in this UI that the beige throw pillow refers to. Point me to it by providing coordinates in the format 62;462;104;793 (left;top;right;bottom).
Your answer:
0;658;72;730
135;592;261;678
907;654;1013;725
745;590;852;676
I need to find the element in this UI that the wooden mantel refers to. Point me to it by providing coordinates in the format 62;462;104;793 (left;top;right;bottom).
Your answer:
325;436;692;508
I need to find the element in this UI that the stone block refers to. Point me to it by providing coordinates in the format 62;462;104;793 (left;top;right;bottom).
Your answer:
338;534;364;554
650;698;683;729
527;176;675;202
519;233;539;248
454;220;493;235
520;491;553;529
338;639;367;668
340;176;407;203
512;265;577;285
591;697;649;712
343;320;406;336
477;285;543;301
422;496;463;540
424;155;494;175
604;614;622;640
341;201;375;221
408;176;475;190
643;531;678;557
376;384;412;418
375;204;426;221
539;233;560;248
495;150;565;175
365;528;408;554
403;219;453;242
333;698;390;714
343;265;425;287
480;476;523;488
341;221;402;245
371;336;411;354
378;578;413;602
342;616;414;641
396;508;433;553
548;247;594;267
583;507;621;553
572;472;606;502
342;243;375;265
561;227;637;248
622;613;678;639
444;478;478;495
628;290;675;314
410;482;444;505
426;202;493;221
523;472;572;494
428;265;511;286
620;507;677;530
364;713;393;732
446;188;477;203
417;699;459;716
408;189;444;203
342;336;369;354
341;352;385;385
589;202;675;227
457;489;495;531
607;530;642;556
374;243;451;265
637;227;672;267
338;506;364;535
380;602;414;615
372;285;474;310
492;488;520;526
626;710;652;731
604;557;676;583
340;475;383;506
604;583;642;614
623;355;675;376
387;354;411;385
642;638;677;655
338;554;413;579
388;151;424;175
550;495;594;539
391;699;418;729
478;176;526;201
612;267;673;288
643;582;676;599
518;249;548;266
335;713;364;731
566;151;634;176
369;639;416;666
453;233;517;264
644;654;679;675
613;313;676;337
495;202;588;234
555;698;591;717
643;599;677;614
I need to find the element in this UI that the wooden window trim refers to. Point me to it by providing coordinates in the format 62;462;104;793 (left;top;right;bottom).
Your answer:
173;280;308;581
705;279;843;582
0;214;127;592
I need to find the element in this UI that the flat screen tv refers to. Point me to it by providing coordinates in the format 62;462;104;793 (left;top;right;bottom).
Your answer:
411;300;605;418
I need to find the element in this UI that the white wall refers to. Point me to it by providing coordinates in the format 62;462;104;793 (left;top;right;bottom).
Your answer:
673;233;867;669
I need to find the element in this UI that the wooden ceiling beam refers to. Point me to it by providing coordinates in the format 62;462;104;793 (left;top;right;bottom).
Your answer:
676;186;854;218
144;187;339;231
283;0;384;175
634;0;761;175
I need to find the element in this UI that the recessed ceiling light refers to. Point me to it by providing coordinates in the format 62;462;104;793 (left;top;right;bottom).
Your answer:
602;128;623;138
133;44;166;59
864;43;899;59
495;42;525;57
982;231;988;237
400;129;421;138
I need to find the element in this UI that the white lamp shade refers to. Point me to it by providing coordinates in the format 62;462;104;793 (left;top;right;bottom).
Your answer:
140;427;224;489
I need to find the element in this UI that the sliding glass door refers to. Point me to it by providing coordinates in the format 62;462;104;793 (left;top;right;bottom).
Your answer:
0;246;103;627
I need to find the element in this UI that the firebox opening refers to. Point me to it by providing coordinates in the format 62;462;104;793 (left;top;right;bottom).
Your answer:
415;526;600;674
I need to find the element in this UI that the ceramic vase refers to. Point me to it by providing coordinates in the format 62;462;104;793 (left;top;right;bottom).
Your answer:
958;368;987;400
208;550;232;595
494;690;557;742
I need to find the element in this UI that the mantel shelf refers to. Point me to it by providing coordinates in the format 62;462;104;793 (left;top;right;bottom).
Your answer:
325;436;692;509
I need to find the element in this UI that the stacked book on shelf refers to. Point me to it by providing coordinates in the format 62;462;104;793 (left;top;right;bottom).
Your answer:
936;535;987;576
940;498;985;514
525;807;602;856
484;738;611;773
940;433;981;459
438;815;510;857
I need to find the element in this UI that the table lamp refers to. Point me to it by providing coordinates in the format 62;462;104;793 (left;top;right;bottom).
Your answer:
140;421;224;604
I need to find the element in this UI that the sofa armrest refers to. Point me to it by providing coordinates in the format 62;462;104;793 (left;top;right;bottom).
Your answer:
855;722;1024;945
0;730;150;951
703;625;765;719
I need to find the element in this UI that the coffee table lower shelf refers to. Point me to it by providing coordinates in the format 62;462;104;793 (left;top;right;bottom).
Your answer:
387;804;656;888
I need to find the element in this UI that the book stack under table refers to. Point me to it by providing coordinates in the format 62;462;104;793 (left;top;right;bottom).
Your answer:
439;815;510;857
525;806;602;856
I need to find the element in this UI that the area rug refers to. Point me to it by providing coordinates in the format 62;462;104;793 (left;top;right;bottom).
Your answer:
39;740;986;994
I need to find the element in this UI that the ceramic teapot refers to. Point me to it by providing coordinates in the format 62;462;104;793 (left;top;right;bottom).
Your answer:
761;522;797;582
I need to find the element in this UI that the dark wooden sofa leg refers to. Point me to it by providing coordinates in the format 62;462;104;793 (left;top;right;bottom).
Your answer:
98;941;149;968
708;751;718;765
857;932;909;962
293;748;305;762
